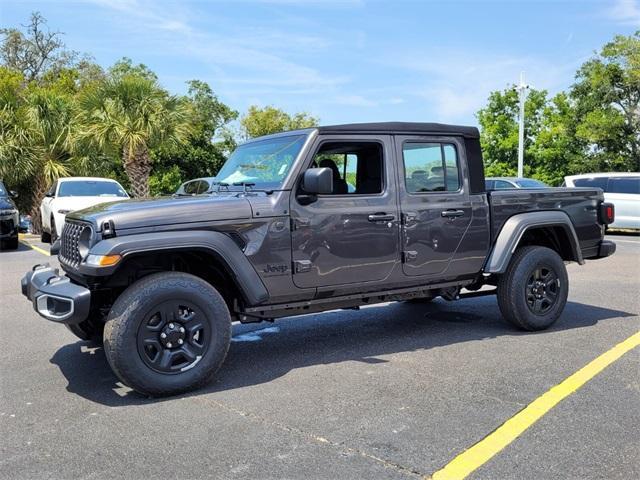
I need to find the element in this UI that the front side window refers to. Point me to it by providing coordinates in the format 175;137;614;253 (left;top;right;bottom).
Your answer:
57;181;128;197
183;180;208;195
310;141;384;195
574;177;608;190
403;142;460;193
217;134;307;190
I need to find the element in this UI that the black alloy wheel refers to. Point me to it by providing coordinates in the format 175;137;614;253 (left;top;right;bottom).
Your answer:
137;301;210;374
525;265;559;315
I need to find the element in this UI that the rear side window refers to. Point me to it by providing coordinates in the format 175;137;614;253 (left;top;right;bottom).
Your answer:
608;177;640;194
573;177;608;190
403;143;460;193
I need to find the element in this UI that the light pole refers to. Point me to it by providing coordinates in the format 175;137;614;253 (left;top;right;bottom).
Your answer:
516;72;529;178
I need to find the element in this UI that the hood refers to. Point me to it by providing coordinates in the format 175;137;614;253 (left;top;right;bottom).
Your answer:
0;196;17;211
53;196;124;212
66;194;252;232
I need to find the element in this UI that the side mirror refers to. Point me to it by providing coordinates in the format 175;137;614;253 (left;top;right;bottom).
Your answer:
302;168;333;195
9;190;18;198
44;192;53;198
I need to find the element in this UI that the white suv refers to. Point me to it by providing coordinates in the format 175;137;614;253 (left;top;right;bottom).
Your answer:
40;177;129;243
563;172;640;230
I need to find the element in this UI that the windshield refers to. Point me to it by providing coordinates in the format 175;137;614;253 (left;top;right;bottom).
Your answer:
58;181;128;197
515;179;548;188
0;182;7;197
216;134;308;190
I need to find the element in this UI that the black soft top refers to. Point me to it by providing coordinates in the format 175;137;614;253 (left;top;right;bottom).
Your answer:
318;122;479;138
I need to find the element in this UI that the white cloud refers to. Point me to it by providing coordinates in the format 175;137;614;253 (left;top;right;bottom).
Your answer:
607;0;640;26
385;49;586;123
84;0;347;97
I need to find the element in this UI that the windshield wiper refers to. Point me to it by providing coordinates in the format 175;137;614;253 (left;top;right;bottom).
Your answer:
233;181;255;193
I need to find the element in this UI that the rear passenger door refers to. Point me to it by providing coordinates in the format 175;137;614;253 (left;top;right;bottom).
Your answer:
396;136;472;277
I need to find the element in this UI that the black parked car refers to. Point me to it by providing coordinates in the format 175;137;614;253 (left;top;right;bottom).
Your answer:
0;180;19;250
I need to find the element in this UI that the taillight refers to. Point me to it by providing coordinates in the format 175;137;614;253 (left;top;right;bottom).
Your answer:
599;202;615;225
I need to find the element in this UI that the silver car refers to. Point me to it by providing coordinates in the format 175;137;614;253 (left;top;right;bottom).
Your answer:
563;172;640;230
175;177;218;196
485;177;548;189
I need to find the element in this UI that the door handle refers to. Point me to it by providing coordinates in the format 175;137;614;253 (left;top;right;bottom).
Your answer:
441;209;465;218
368;213;395;222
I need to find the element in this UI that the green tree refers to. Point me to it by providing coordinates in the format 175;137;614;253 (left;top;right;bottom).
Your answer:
570;31;639;171
0;69;92;231
149;80;238;194
1;12;80;81
476;87;548;179
78;71;195;197
239;105;318;139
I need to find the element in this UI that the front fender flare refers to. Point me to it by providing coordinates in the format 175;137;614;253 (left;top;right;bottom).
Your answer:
82;230;269;306
484;211;584;274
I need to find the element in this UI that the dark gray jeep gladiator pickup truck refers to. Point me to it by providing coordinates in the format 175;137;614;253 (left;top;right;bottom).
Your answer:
22;122;616;396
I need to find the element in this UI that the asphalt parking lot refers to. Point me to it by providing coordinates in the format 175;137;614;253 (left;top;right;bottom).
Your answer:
1;234;638;480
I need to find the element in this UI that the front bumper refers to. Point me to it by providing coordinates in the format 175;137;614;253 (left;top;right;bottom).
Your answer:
21;264;91;324
0;216;18;238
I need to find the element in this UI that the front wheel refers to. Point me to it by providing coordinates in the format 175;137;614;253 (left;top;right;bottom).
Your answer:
0;236;19;250
497;246;568;331
103;272;231;396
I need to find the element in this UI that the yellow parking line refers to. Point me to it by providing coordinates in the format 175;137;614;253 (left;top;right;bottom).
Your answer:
20;240;50;257
430;331;640;480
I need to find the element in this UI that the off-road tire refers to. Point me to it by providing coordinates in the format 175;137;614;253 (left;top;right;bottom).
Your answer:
103;272;231;397
497;246;568;331
66;316;105;345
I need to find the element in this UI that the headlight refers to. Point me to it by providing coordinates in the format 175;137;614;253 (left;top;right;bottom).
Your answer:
0;209;17;216
85;254;121;267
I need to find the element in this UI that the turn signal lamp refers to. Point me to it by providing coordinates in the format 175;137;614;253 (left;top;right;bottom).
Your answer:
85;254;121;267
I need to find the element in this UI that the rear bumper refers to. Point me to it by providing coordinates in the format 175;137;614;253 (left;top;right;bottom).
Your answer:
21;264;91;324
596;240;616;259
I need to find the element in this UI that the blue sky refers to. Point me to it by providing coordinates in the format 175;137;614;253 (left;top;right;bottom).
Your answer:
1;0;638;126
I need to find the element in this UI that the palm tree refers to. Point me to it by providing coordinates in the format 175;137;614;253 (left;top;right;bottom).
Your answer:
78;74;193;198
0;82;84;233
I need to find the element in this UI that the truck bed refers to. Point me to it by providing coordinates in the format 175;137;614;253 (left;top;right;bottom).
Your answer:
488;187;604;257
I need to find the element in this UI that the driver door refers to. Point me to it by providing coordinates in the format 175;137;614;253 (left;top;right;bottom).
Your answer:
290;135;400;289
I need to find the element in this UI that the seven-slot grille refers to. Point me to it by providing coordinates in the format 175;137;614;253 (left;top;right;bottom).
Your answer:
60;221;91;267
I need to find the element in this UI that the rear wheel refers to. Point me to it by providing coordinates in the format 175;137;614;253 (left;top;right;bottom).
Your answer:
103;272;231;397
497;246;568;331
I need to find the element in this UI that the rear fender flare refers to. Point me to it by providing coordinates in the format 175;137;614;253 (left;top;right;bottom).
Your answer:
484;211;584;274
